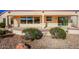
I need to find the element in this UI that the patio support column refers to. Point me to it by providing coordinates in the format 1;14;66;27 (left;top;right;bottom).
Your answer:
17;18;20;27
5;17;8;27
9;16;11;25
41;11;45;29
42;13;44;23
14;18;19;27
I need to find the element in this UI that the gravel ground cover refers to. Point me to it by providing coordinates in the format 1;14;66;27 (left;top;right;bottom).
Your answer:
0;34;79;49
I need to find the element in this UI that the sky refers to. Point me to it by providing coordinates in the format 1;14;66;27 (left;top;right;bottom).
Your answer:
0;10;7;13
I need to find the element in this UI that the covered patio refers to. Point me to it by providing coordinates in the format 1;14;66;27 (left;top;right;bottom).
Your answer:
4;15;79;35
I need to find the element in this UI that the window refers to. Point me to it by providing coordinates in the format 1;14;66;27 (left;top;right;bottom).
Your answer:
27;17;33;24
21;20;26;24
20;17;26;24
46;16;52;21
19;16;41;24
34;17;40;23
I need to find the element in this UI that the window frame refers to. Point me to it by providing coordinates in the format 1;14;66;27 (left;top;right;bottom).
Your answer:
34;17;41;24
26;17;33;24
20;17;26;24
45;16;52;22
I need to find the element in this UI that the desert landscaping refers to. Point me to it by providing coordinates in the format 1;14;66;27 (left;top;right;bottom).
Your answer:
0;33;79;49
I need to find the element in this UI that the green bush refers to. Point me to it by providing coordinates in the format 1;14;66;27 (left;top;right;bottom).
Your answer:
50;27;66;39
0;29;6;35
23;28;43;41
0;22;5;28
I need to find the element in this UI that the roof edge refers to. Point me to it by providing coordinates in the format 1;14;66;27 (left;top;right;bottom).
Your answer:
9;10;79;12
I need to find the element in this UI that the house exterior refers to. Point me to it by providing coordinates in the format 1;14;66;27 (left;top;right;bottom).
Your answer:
0;10;79;30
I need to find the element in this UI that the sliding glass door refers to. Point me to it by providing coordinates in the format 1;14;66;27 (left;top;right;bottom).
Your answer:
58;16;68;26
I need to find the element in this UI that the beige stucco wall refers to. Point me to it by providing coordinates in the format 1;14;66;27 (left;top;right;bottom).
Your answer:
0;16;3;22
1;12;9;18
19;23;58;29
20;23;44;29
0;12;9;26
44;11;77;15
8;11;78;16
1;11;78;18
9;11;42;15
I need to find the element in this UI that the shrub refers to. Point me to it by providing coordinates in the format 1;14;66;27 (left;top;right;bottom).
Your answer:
0;29;6;35
0;29;14;38
0;22;5;28
49;27;66;39
23;28;43;41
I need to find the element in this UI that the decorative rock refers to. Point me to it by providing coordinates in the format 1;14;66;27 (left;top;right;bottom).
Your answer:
16;43;26;49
